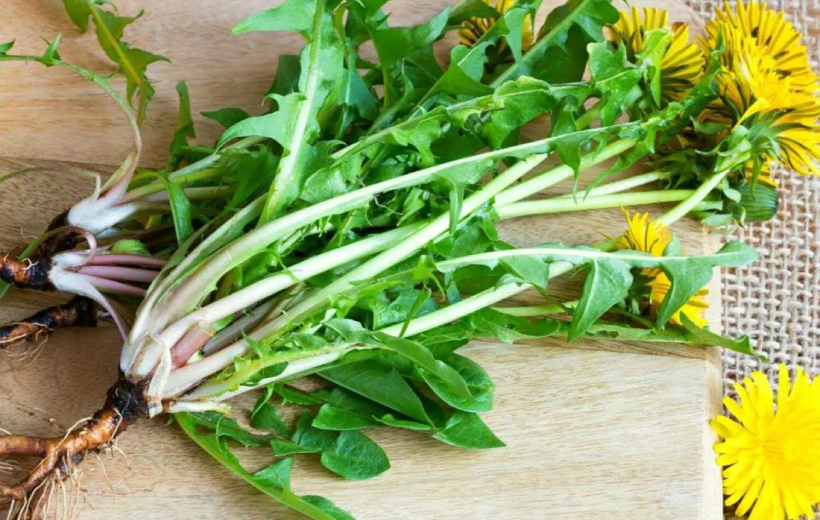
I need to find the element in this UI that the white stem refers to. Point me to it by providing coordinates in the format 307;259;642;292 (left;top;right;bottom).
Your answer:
178;350;348;402
250;154;549;341
130;134;575;379
67;201;167;235
160;153;548;394
123;198;265;371
49;270;129;339
201;298;283;356
163;401;231;414
153;223;424;351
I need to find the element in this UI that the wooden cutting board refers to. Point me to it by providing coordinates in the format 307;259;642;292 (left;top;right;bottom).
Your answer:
0;1;725;518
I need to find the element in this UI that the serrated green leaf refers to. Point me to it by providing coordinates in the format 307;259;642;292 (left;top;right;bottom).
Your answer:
569;256;633;340
428;43;494;98
371;8;450;67
377;334;472;399
272;438;322;456
274;384;328;406
299;496;358;520
679;314;765;359
432;411;505;449
217;93;303;148
177;413;351;520
636;28;673;106
83;3;168;122
260;0;345;221
313;404;380;430
320;430;390;480
186;412;268;447
655;241;758;327
322;361;431;424
588;42;642;125
232;0;317;34
482;77;568;149
493;0;617;85
253;458;294;490
448;0;499;24
421;353;494;413
202;107;250;129
377;414;434;431
160;175;194;245
251;402;290;436
168;81;195;170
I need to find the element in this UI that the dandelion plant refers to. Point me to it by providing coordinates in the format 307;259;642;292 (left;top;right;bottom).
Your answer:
0;0;817;518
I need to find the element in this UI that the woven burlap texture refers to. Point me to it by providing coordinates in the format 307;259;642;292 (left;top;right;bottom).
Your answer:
682;0;820;393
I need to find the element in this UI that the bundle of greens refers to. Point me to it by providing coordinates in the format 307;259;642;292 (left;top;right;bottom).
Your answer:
1;0;817;518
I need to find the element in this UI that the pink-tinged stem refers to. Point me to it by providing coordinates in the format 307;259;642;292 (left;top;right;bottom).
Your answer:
86;254;167;268
61;227;99;265
95;294;129;340
85;276;147;297
171;323;215;368
98;142;142;208
77;266;159;283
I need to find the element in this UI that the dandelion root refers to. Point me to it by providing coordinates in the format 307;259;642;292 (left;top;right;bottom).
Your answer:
0;297;97;346
0;378;145;501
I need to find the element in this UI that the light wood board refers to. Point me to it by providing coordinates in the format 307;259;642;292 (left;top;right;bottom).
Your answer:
0;1;725;519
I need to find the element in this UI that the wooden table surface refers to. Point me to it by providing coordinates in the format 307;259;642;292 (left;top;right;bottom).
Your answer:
0;1;724;519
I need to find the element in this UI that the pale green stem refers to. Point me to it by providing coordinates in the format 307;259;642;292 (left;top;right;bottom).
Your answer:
492;302;577;317
252;154;548;336
573;101;602;131
123;168;222;202
168;137;263;180
161;153;551;395
656;169;730;226
496;190;695;219
554;170;670;199
134;128;598;378
495;137;638;206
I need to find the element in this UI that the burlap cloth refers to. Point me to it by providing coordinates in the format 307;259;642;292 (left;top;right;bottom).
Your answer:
681;0;820;395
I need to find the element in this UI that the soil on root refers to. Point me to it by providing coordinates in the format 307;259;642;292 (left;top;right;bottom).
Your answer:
0;297;97;347
0;378;147;504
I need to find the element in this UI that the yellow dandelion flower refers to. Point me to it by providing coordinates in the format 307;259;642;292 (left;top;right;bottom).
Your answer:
716;36;820;175
706;1;817;96
701;3;820;176
458;0;533;62
615;210;709;327
715;31;816;123
711;365;820;520
608;7;704;102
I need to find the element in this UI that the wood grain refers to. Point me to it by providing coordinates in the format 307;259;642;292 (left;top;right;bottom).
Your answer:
0;1;724;519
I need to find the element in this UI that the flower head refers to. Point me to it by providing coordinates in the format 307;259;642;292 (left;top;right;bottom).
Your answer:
458;0;533;62
615;210;709;327
711;365;820;520
707;1;817;96
608;7;704;102
702;2;820;175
